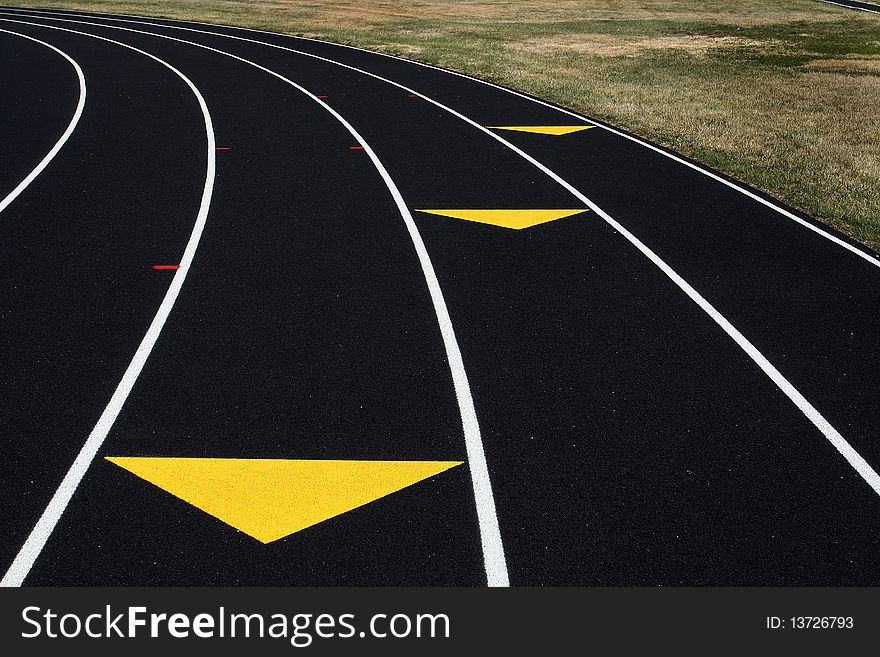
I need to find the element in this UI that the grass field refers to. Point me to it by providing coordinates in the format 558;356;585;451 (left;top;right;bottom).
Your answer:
4;1;879;251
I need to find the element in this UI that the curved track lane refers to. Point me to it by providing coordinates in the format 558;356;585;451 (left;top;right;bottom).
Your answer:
1;6;879;586
0;27;83;213
817;0;880;14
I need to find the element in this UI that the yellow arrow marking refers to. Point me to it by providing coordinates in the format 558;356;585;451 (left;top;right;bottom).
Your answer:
105;457;462;543
486;126;595;136
415;208;588;230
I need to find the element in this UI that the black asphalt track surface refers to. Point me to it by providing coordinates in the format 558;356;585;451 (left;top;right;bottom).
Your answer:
0;29;77;200
818;0;880;14
1;6;879;586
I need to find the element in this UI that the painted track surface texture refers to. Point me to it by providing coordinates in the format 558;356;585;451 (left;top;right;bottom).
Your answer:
1;6;879;586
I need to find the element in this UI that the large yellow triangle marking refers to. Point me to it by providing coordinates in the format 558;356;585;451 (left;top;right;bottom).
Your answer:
105;457;462;543
415;208;588;230
486;125;595;136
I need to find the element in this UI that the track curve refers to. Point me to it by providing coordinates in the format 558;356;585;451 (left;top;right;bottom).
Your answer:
1;6;879;587
0;27;84;215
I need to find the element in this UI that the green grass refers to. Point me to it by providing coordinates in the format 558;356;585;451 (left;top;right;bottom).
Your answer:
4;1;879;250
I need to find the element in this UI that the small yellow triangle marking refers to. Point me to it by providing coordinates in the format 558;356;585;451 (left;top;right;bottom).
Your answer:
415;208;588;230
105;457;463;543
486;125;595;136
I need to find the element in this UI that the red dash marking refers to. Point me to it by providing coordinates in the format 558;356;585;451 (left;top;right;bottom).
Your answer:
349;146;364;150
407;94;418;98
316;95;329;99
216;147;231;151
152;265;180;270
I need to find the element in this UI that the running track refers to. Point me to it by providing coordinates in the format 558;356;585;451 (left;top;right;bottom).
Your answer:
817;0;880;14
1;6;879;587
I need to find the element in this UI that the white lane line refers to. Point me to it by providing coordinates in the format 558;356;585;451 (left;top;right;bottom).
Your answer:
0;13;510;587
817;0;880;14
8;6;878;268
14;12;880;502
0;19;216;588
0;28;85;215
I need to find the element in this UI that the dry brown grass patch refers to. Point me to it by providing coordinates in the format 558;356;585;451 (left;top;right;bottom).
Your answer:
804;56;880;73
269;0;859;26
511;34;769;57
